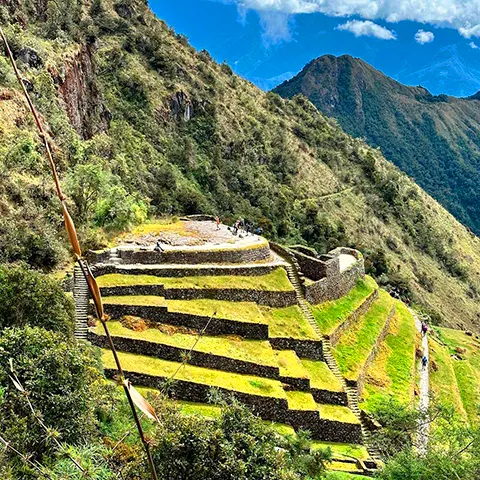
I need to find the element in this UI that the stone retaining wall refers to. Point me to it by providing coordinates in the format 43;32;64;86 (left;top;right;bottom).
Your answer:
290;249;339;281
309;419;363;444
89;332;279;378
105;369;288;422
311;388;348;406
328;290;379;346
305;256;365;305
279;376;311;391
93;264;279;278
89;243;271;265
269;338;323;360
100;284;297;308
100;303;269;339
104;368;363;443
346;304;396;396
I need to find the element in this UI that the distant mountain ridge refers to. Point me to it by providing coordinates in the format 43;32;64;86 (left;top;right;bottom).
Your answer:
273;54;480;235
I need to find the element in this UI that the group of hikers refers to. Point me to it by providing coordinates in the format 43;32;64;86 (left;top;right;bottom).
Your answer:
229;217;262;237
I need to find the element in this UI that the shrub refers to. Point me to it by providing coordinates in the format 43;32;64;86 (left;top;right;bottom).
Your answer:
0;327;110;463
0;264;75;336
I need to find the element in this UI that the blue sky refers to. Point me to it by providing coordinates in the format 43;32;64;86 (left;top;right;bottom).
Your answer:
149;0;480;97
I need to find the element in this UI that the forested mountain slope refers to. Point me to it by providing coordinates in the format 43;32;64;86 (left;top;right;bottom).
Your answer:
274;54;480;236
1;0;480;330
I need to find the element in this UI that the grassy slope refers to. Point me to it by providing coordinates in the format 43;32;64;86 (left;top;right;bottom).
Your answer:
286;391;317;411
3;0;480;331
97;320;277;366
103;296;266;323
319;404;359;424
362;301;417;410
301;359;343;392
332;290;394;381
310;276;378;335
97;268;294;291
275;350;309;379
261;305;319;339
429;338;468;421
102;349;286;398
433;328;480;423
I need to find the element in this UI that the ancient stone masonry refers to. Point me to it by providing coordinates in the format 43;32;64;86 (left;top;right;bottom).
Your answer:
269;338;323;361
90;332;280;379
95;303;270;340
303;248;365;305
88;243;271;265
100;284;297;308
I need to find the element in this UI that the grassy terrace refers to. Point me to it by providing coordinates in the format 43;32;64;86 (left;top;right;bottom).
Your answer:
97;321;278;367
102;350;286;398
286;391;318;411
318;404;360;424
429;338;468;420
103;297;266;324
362;302;417;411
97;268;294;291
311;442;369;460
275;350;309;379
436;328;480;423
310;277;377;336
332;290;394;381
301;359;344;392
262;306;319;340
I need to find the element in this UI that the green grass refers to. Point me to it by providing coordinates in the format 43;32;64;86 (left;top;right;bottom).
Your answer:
103;295;167;306
332;290;394;381
429;338;468;420
301;359;343;392
261;305;319;340
97;268;294;291
327;462;365;474
310;277;377;336
362;301;417;411
269;422;296;437
433;328;480;424
324;471;370;480
98;321;277;367
275;350;309;379
286;391;317;411
103;296;266;324
311;442;369;460
318;404;360;424
101;350;286;398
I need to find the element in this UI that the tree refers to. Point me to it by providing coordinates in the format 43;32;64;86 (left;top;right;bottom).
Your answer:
0;264;75;336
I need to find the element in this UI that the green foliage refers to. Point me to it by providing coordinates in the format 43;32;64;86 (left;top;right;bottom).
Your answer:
150;398;327;480
0;264;74;335
0;327;110;466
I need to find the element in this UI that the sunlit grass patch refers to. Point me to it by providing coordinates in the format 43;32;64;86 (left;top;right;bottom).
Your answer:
101;350;286;398
311;276;377;336
301;359;344;392
262;305;319;339
275;350;309;379
332;290;394;381
286;391;317;411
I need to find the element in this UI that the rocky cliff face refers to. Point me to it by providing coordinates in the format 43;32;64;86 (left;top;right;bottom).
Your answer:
55;44;111;140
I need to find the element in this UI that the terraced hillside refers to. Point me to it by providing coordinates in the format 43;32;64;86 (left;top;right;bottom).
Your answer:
79;219;435;474
429;327;480;425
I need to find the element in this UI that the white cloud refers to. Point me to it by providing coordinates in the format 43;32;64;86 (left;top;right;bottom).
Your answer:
415;29;434;44
225;1;480;40
337;20;396;40
469;41;479;49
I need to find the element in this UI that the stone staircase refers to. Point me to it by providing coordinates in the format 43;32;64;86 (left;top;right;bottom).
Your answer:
108;248;122;265
276;246;382;466
73;264;89;340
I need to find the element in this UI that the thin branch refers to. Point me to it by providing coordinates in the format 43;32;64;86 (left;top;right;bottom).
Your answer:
0;435;56;480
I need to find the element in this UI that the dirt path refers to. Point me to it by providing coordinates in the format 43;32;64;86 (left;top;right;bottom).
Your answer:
412;309;430;455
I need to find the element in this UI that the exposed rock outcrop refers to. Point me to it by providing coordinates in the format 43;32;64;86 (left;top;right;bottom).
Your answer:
55;45;111;139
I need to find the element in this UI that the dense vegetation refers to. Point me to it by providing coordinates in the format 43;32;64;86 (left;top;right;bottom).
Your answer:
1;0;480;333
274;54;480;236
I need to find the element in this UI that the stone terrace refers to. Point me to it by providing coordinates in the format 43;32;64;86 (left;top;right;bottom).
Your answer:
74;219;395;472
